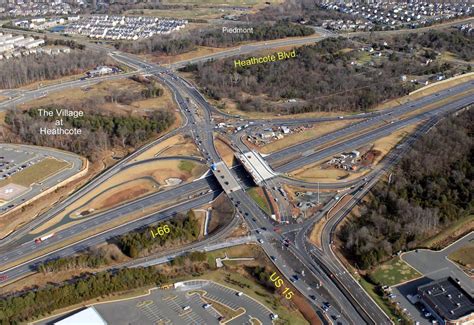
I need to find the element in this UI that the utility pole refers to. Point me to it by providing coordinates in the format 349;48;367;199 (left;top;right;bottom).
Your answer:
317;182;320;205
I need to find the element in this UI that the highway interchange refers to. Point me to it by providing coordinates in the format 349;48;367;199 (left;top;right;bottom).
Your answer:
0;27;473;325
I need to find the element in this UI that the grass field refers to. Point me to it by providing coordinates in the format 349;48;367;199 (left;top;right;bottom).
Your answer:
448;242;474;269
133;134;201;162
178;160;196;173
369;257;421;287
358;276;404;323
246;187;271;215
0;158;70;188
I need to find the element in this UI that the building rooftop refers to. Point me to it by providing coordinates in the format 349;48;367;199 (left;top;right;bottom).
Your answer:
236;150;277;186
55;307;107;325
418;277;474;321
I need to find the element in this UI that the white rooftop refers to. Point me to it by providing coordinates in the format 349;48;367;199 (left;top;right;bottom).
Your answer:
55;307;107;325
236;150;278;185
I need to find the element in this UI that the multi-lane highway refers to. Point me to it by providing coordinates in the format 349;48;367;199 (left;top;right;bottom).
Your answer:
0;27;473;325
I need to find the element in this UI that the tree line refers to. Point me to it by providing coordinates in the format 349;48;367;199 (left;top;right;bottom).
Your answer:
116;21;314;56
0;267;166;324
38;249;109;273
3;105;175;161
339;109;474;269
0;50;106;89
118;210;200;258
250;266;276;293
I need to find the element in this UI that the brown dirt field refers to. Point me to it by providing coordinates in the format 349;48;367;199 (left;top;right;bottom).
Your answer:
309;195;352;249
20;78;141;110
328;195;353;219
132;134;200;162
192;209;207;239
19;77;179;122
308;218;325;249
448;243;474;270
290;123;419;183
0;111;5;125
100;184;151;210
260;120;358;154
371;123;419;165
215;136;237;167
30;159;207;235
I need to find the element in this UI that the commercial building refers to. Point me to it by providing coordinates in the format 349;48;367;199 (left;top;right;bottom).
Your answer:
54;307;107;325
418;277;474;325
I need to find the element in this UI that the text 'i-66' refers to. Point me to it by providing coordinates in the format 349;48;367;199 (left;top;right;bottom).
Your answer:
150;224;171;238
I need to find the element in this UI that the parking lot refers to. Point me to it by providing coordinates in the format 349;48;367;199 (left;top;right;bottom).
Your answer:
36;280;274;325
390;232;474;324
0;144;84;214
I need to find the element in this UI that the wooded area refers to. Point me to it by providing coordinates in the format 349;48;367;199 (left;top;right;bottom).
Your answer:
38;249;109;273
116;21;313;56
3;105;175;161
339;109;473;269
360;29;474;61
189;36;455;114
0;267;166;323
0;50;106;89
118;210;200;258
